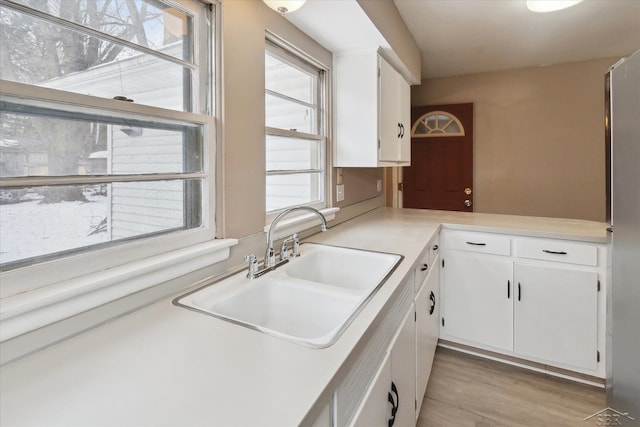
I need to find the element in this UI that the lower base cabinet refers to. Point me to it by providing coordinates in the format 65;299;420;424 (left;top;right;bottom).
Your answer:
351;353;392;427
439;230;606;378
441;250;513;352
389;307;417;427
316;228;605;427
415;259;439;416
350;305;416;427
514;263;599;371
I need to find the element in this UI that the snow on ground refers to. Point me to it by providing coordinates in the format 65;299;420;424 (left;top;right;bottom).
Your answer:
0;195;109;265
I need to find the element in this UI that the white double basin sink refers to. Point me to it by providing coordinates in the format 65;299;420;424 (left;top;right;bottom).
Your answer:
174;243;402;348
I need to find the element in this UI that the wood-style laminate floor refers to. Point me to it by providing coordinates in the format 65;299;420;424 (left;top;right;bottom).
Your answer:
417;347;606;427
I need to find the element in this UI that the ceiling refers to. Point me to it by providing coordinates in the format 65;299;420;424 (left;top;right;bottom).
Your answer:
286;0;640;81
394;0;640;79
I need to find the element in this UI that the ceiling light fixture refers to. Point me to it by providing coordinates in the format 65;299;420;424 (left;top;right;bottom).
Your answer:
526;0;584;13
263;0;306;15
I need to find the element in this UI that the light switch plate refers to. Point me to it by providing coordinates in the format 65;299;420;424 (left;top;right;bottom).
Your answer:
336;184;345;202
377;179;382;192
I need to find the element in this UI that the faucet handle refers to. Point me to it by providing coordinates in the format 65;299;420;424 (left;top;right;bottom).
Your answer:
280;235;294;261
244;254;258;279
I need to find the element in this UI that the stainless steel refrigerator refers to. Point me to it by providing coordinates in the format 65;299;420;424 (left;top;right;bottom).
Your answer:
606;49;640;425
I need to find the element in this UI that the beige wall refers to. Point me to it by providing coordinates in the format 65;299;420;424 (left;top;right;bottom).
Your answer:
334;167;383;209
412;57;618;222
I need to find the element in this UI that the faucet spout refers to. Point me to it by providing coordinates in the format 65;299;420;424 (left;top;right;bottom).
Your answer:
264;207;328;268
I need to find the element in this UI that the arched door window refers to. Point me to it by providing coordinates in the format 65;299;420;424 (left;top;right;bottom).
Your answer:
411;111;465;137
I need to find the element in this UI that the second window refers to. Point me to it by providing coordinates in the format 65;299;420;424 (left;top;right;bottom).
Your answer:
265;40;327;215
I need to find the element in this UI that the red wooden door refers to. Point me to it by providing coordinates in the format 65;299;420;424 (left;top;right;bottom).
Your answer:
403;103;473;211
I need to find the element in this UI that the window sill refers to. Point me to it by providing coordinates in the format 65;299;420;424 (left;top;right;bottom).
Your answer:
263;207;339;241
0;239;237;342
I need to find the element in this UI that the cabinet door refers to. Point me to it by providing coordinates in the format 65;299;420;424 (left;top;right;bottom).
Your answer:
379;56;400;162
514;264;599;371
398;76;411;163
415;261;439;417
334;51;379;167
389;305;417;427
442;250;514;351
351;352;392;427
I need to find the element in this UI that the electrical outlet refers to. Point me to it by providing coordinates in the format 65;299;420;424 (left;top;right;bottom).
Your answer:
336;184;345;202
377;179;382;192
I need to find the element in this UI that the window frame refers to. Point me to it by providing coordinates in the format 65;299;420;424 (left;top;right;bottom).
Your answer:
411;111;466;137
264;38;329;222
0;0;224;319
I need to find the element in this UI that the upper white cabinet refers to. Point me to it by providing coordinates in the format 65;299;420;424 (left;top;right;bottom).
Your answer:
378;56;411;163
334;51;411;167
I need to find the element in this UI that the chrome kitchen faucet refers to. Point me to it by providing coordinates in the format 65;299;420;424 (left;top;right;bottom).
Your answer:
244;206;328;279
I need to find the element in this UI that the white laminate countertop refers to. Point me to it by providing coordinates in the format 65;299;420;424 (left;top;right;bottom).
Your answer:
0;208;609;426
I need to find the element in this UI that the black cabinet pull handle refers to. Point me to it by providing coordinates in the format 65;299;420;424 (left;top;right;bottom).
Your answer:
507;280;511;299
388;381;399;427
429;291;436;315
518;282;521;301
433;244;439;251
542;249;567;255
466;241;486;246
397;123;402;139
421;263;428;272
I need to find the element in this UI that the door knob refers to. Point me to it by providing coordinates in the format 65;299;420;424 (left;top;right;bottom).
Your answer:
464;187;472;195
464;199;472;207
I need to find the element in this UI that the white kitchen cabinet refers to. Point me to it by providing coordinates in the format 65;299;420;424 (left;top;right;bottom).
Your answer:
389;306;416;427
334;273;416;427
414;236;439;293
439;230;607;378
415;257;439;417
514;264;599;371
351;352;392;427
334;50;411;167
441;250;514;352
349;305;416;427
378;56;411;163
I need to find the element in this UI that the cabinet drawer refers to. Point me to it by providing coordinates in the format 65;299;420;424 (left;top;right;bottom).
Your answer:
414;236;440;293
441;230;511;256
515;238;598;266
429;235;440;266
415;250;431;293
